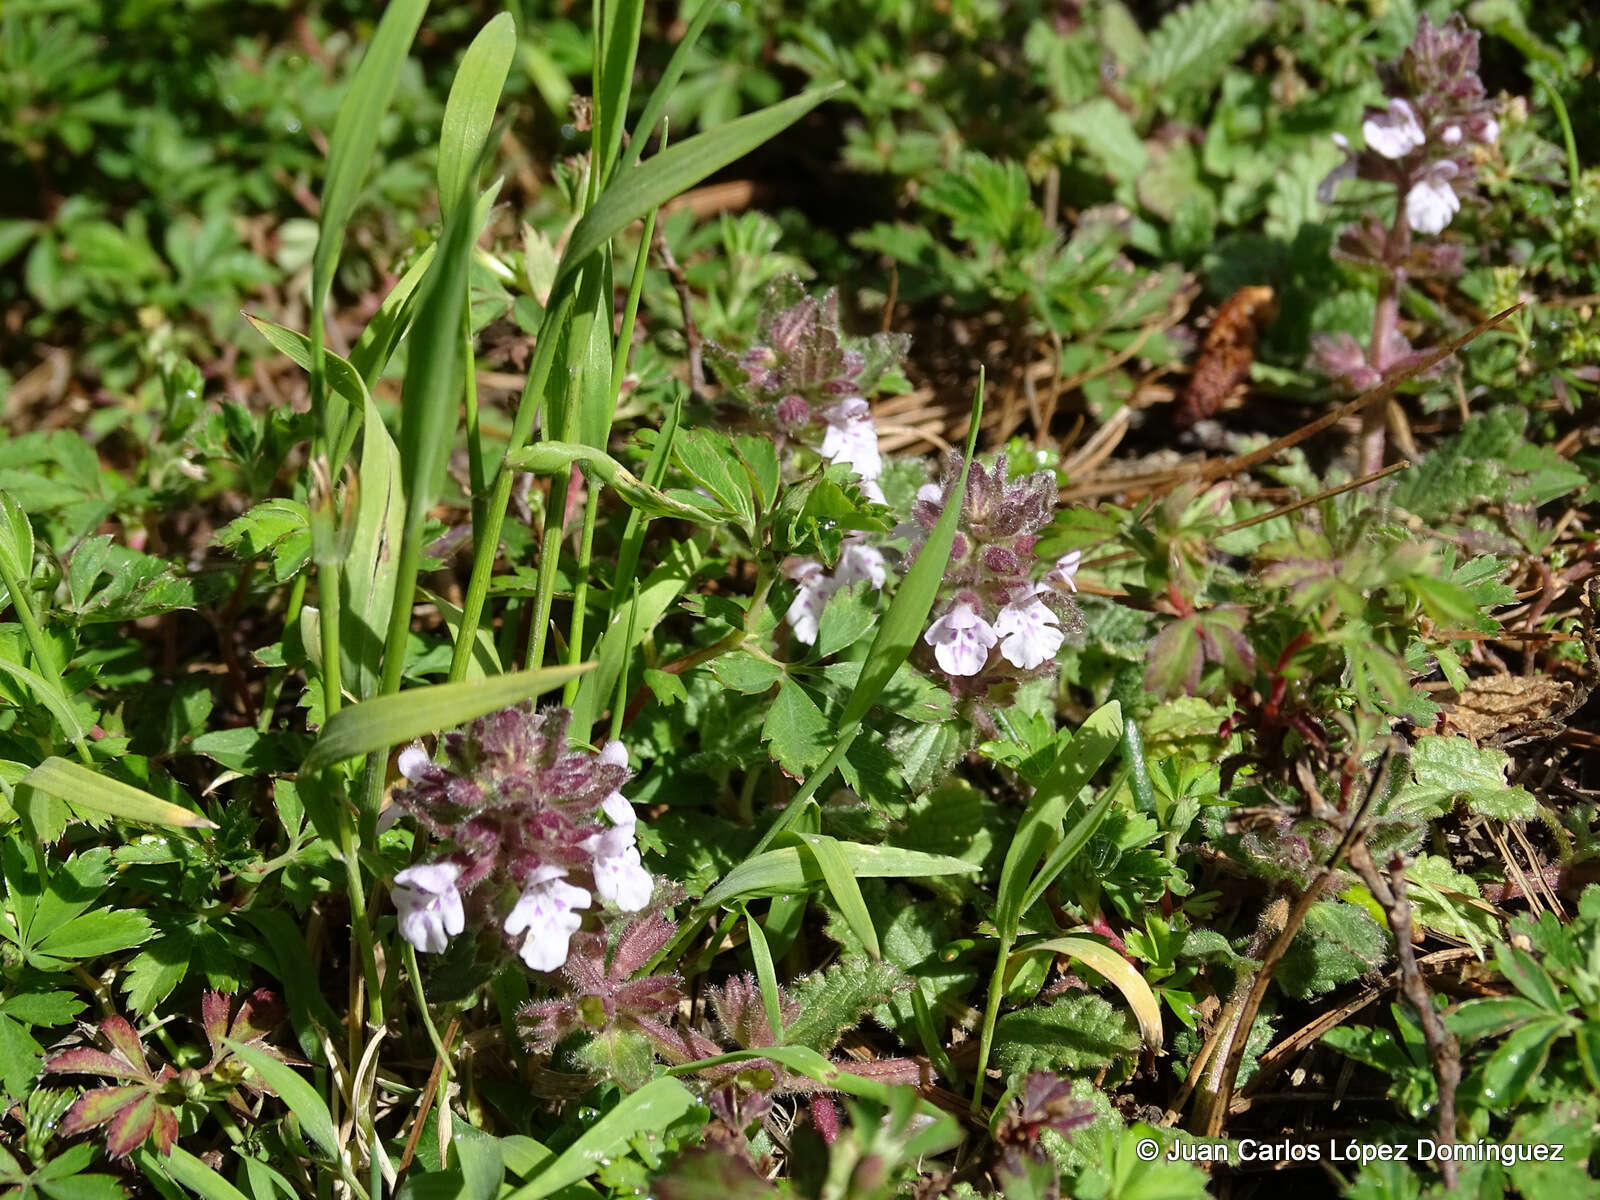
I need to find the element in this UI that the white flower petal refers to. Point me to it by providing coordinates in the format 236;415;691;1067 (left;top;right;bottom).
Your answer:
820;397;884;487
601;789;636;829
397;743;431;781
1406;170;1460;235
993;596;1065;670
835;540;887;590
924;601;998;676
393;863;465;955
505;872;591;972
1363;98;1425;159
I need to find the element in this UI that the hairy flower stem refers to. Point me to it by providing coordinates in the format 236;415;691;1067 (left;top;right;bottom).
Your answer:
1360;208;1412;476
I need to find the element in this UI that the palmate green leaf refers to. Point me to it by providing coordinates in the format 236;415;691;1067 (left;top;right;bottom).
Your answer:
34;909;153;963
505;1076;702;1200
996;701;1124;939
302;664;591;774
16;758;215;831
556;84;842;290
703;841;976;908
438;12;516;220
762;679;831;778
0;493;34;593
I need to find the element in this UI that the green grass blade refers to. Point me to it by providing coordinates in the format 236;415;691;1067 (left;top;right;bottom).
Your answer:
246;316;371;413
341;394;405;700
348;242;435;384
739;902;784;1043
438;12;516;219
505;1077;700;1200
140;1145;251;1200
619;0;721;174
311;0;428;313
302;665;591;775
593;0;645;185
995;701;1124;939
703;844;977;907
798;833;880;959
1010;936;1164;1047
18;758;216;830
1015;785;1118;920
223;1039;342;1161
556;85;841;290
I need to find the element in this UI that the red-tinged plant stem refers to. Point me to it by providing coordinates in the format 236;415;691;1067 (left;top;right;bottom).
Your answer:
1361;205;1413;476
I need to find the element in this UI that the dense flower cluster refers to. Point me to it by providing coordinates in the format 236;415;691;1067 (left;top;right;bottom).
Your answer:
705;276;908;504
1323;14;1498;239
907;452;1083;695
390;705;655;973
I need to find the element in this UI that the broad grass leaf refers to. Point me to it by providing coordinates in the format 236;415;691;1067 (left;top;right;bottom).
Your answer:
505;1076;701;1200
1011;935;1163;1048
995;701;1123;939
302;665;590;774
438;13;516;219
311;0;428;310
17;758;215;831
223;1038;340;1160
704;843;976;908
556;85;841;289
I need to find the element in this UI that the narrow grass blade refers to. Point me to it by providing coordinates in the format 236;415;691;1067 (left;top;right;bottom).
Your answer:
739;903;784;1043
619;0;721;174
311;0;428;312
348;243;435;384
703;843;976;907
224;1039;341;1160
593;0;645;184
609;391;682;606
1011;936;1164;1048
438;12;516;220
245;316;371;414
303;665;591;775
342;395;405;700
1016;785;1118;920
567;543;701;740
140;1145;250;1200
556;85;841;289
995;701;1124;940
507;441;724;523
505;1077;700;1200
18;758;215;830
798;833;880;960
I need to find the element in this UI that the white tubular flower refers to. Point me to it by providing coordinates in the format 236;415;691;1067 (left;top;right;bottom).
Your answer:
505;867;591;972
601;790;636;829
994;588;1066;670
835;539;888;590
1440;124;1462;145
1044;550;1081;593
820;397;885;501
1406;162;1461;234
397;742;431;781
393;862;466;955
599;740;629;768
1479;117;1499;145
784;559;835;645
1363;98;1425;159
924;599;998;676
585;826;654;912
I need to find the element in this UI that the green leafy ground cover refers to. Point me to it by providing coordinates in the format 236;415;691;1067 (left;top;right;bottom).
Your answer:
3;0;1600;1196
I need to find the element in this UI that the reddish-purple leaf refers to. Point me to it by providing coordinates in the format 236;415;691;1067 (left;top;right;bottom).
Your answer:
60;1085;146;1136
45;1047;149;1083
102;1092;160;1158
99;1016;153;1078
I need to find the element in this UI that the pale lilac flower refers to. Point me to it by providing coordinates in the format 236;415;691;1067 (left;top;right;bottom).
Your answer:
1478;117;1499;145
397;742;431;782
601;790;636;829
599;740;629;768
916;482;943;504
505;867;591;972
1440;124;1462;146
1406;161;1461;234
1363;98;1425;159
784;558;834;645
393;862;466;954
820;398;885;501
994;588;1066;670
924;599;998;676
1044;550;1081;594
835;539;887;589
586;826;654;912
